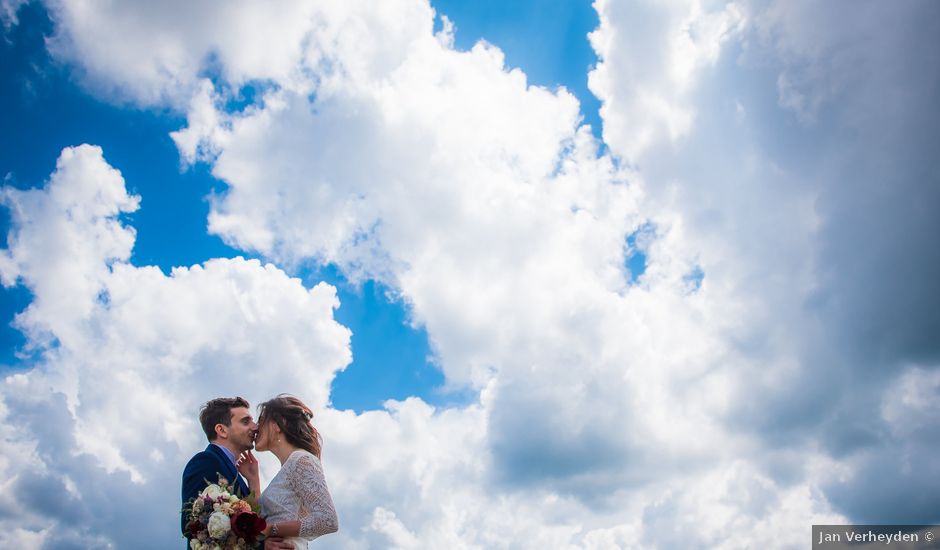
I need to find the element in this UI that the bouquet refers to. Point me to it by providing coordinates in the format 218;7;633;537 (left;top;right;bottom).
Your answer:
184;476;267;550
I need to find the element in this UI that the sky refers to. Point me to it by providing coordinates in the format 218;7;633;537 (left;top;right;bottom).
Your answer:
0;0;938;548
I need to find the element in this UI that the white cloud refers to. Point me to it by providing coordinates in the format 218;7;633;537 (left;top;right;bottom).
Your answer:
587;0;744;161
3;0;939;547
0;0;27;28
42;0;325;108
0;144;140;348
591;0;940;528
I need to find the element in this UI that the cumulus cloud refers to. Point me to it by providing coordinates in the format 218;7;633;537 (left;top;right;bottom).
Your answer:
42;0;323;108
2;0;938;547
591;0;940;528
588;0;744;162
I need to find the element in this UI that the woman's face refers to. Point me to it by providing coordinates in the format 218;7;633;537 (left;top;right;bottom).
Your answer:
254;419;271;451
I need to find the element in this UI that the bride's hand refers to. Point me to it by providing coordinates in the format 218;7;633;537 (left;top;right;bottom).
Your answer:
264;537;294;549
236;449;260;483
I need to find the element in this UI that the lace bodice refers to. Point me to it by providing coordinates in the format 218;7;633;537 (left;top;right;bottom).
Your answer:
259;450;338;548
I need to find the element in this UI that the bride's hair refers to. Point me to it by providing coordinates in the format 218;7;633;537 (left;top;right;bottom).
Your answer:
257;394;322;458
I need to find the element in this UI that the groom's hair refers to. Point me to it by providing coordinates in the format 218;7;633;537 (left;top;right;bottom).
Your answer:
200;397;250;441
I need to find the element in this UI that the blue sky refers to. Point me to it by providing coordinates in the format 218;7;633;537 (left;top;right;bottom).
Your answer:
1;1;938;548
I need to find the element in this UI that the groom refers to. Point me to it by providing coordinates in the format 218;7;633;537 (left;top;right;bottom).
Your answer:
181;397;257;537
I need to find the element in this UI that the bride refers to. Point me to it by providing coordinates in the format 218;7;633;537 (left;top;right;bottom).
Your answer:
237;395;339;549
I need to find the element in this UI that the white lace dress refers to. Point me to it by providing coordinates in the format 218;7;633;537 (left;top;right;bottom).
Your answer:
259;450;339;549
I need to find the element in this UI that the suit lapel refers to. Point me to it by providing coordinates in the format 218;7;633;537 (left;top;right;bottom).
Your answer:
205;444;248;495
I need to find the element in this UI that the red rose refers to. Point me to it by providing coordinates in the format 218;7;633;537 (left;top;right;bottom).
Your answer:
230;511;267;543
185;519;202;538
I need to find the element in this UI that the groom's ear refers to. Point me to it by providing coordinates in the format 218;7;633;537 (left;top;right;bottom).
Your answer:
214;423;229;440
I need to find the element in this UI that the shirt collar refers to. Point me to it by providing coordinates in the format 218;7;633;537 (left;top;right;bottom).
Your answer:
212;443;238;469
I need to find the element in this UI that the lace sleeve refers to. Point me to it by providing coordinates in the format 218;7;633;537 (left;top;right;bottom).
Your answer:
286;452;339;539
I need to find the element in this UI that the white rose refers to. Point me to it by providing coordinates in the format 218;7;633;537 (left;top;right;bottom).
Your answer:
207;511;231;539
202;484;223;500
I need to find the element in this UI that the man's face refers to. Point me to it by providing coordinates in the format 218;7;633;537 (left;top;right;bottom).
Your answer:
222;406;257;453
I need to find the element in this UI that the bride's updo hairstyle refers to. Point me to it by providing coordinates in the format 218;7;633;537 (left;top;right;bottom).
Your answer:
257;394;322;459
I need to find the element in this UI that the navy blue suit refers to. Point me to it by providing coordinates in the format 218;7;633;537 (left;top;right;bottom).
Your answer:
180;444;250;537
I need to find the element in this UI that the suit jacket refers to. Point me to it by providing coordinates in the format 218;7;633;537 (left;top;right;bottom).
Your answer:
181;444;250;537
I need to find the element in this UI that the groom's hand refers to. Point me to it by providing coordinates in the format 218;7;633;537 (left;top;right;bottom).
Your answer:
264;537;294;549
